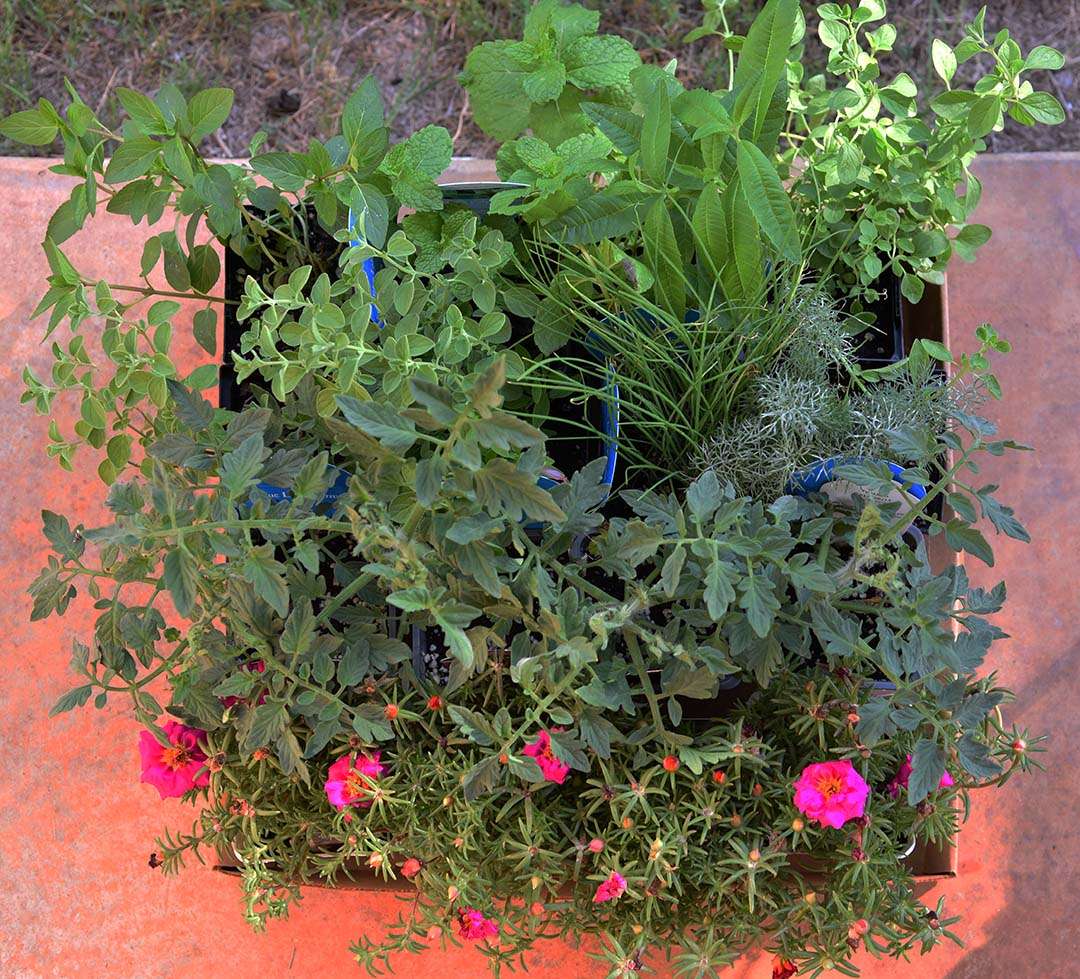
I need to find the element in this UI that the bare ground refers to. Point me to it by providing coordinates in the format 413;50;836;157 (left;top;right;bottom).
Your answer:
2;0;1076;158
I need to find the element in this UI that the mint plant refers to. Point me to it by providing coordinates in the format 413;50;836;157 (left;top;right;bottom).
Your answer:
7;2;1049;976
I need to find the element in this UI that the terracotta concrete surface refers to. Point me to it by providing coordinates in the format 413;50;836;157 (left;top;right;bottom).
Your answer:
0;153;1077;978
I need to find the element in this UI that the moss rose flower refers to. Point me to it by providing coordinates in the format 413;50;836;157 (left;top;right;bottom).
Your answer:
139;721;209;799
522;729;571;784
325;752;385;810
456;907;498;942
793;760;869;829
593;871;627;903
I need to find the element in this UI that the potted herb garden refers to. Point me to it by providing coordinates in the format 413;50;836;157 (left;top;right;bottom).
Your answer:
9;1;1063;975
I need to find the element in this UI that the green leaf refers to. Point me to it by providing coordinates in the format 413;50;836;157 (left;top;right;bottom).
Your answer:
739;573;779;638
166;379;214;431
546;189;646;244
343;75;386;150
643;199;686;320
163;547;198;617
448;705;497;746
957;734;1002;779
473;458;566;523
581;102;642;155
640;80;671;183
967;94;1002;137
565;34;640;89
727;179;763;298
193;307;217;356
0;107;58;145
945;518;995;566
351;702;394;743
907;739;946;805
414;455;446;506
579;709;619;759
42;509;84;560
250;152;308;192
931;39;957;83
704;554;736;620
460;40;530;140
220;432;267;498
336;396;417;452
104;136;161;183
686;469;722;525
187;243;221;293
735;140;799;262
1025;45;1065;71
524;60;567;102
1019;91;1065;125
187;363;218;390
187;88;234;142
243;546;290;617
118;88;168;134
900;273;925;304
280;600;315;658
733;0;798;140
49;684;93;716
856;699;895;746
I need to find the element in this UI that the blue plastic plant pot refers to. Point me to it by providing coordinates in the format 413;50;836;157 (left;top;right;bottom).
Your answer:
250;465;351;510
787;457;926;501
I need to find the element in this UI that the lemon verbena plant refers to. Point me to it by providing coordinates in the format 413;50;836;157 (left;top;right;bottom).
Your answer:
8;1;1056;976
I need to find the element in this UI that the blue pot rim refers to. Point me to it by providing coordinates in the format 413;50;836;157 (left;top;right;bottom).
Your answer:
787;457;926;500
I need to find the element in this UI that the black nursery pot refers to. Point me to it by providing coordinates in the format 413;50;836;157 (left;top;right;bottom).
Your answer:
220;205;344;410
847;268;905;369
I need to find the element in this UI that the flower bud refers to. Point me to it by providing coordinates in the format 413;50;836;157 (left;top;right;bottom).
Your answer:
662;754;679;772
588;838;605;853
383;704;398;720
622;816;634;829
427;695;443;711
791;818;804;832
712;769;726;784
447;885;459;902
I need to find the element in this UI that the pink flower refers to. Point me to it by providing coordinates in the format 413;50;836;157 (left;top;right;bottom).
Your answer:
793;760;870;829
324;752;385;810
139;721;210;799
457;907;499;942
888;754;954;799
593;871;627;904
522;729;571;784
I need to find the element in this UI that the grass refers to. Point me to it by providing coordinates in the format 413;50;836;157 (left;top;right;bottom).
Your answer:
0;0;1075;156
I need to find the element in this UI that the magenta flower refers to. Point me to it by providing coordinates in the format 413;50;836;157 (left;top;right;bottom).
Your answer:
139;721;210;799
593;871;627;904
793;760;870;829
325;752;385;810
522;729;571;784
888;754;955;799
457;907;499;942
